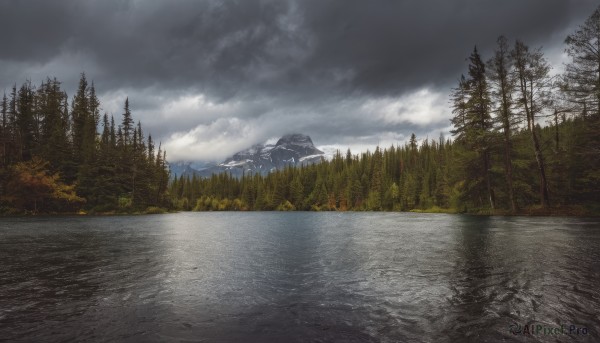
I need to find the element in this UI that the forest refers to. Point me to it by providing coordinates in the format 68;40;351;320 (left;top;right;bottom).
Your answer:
0;74;170;214
169;8;600;215
1;7;599;216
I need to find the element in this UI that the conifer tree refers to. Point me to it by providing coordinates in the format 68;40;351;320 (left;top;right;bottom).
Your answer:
16;81;36;161
564;6;600;116
1;93;9;166
512;40;551;207
488;36;517;211
368;147;383;210
71;73;90;164
122;98;134;145
563;6;600;202
450;47;495;209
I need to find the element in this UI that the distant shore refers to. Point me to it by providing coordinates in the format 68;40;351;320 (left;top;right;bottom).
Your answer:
2;205;597;218
410;205;598;217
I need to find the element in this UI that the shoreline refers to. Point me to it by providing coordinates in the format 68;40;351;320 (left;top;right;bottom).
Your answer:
1;207;598;218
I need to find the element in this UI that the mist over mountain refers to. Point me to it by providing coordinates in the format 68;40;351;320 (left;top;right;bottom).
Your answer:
168;134;325;178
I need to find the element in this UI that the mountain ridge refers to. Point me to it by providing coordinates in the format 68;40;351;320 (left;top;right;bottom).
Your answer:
169;134;325;178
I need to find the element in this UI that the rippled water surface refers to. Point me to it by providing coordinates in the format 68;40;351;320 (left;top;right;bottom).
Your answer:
1;212;599;342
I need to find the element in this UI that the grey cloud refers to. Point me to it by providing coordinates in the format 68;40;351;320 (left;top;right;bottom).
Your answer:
0;0;597;161
3;0;594;97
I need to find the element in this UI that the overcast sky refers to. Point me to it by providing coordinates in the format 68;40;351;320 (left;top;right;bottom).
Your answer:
0;0;597;162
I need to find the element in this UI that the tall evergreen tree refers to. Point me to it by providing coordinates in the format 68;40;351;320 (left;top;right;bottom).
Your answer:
368;146;383;210
512;40;551;207
15;81;36;161
450;75;470;142
468;47;495;209
488;36;517;211
1;93;7;166
122;98;134;146
563;5;600;202
71;73;90;164
564;6;600;116
450;47;495;210
37;78;70;176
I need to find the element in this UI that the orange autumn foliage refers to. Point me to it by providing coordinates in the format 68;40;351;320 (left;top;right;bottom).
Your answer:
3;157;84;213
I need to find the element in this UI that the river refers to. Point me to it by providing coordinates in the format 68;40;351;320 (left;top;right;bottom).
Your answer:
1;212;599;342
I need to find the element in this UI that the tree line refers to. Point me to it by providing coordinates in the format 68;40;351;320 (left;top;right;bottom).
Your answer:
170;6;600;215
2;7;598;215
0;74;170;214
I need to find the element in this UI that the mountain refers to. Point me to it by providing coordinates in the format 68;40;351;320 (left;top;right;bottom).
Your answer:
170;134;325;178
167;161;212;178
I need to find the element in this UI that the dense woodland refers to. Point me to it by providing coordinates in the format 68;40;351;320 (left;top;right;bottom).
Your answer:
170;7;600;215
0;74;170;214
2;7;599;215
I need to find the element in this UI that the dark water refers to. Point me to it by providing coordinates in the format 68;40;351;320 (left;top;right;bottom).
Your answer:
1;213;599;342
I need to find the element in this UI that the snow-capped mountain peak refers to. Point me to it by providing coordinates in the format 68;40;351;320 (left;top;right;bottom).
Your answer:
171;134;325;178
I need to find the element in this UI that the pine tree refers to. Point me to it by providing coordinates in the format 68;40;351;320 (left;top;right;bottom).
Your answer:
468;47;495;209
564;6;600;116
450;76;470;142
450;47;495;210
37;78;70;176
122;98;134;146
367;146;383;210
290;176;304;208
512;40;551;207
71;73;90;164
563;6;600;203
488;36;517;211
15;81;36;160
1;93;8;166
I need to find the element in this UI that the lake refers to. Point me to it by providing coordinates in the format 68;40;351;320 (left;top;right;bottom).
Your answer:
1;212;599;342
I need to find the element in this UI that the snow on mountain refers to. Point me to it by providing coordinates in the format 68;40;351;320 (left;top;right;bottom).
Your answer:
170;134;326;178
316;145;340;161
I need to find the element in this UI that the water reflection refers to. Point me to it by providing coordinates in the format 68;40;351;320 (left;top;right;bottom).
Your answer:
444;216;498;341
0;213;599;342
443;215;600;343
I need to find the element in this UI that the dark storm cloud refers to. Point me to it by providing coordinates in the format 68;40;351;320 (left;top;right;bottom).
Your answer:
298;0;585;94
0;0;596;161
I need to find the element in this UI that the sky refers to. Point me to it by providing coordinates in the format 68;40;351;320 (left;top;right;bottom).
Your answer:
0;0;597;162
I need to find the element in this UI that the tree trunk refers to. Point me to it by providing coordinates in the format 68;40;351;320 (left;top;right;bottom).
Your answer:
554;109;560;151
518;75;550;208
529;113;550;207
503;125;516;212
597;55;600;117
484;149;495;210
501;93;516;212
